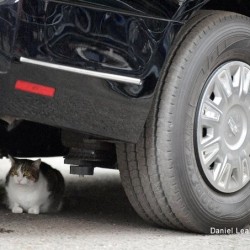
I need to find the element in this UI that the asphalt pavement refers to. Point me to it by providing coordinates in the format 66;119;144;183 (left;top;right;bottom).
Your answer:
0;157;249;250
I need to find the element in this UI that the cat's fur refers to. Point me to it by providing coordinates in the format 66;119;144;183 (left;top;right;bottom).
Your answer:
5;156;65;214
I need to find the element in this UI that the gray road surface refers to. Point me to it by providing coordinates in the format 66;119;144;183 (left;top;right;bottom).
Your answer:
0;158;249;250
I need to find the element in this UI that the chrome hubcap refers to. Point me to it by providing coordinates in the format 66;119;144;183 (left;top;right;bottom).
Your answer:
197;61;250;193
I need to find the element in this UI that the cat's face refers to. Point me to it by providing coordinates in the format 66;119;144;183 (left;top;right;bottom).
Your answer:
8;156;41;186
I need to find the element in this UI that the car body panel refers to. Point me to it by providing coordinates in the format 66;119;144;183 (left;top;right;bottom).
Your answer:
0;0;208;142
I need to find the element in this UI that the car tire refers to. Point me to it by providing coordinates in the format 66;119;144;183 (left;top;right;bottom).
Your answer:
116;10;250;233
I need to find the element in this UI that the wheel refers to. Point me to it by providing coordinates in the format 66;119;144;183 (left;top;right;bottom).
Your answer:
116;11;250;233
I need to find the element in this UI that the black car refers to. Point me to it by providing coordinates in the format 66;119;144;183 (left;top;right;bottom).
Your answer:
1;0;250;233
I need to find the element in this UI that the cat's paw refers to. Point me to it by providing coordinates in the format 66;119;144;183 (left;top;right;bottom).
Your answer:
12;206;23;214
28;207;40;215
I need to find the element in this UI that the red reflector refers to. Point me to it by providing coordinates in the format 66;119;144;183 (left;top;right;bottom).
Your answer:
15;80;55;97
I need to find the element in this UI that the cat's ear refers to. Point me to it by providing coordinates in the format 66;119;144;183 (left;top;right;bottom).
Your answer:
32;159;41;170
8;155;16;165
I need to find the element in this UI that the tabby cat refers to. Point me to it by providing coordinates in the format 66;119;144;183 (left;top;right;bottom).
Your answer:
5;156;65;214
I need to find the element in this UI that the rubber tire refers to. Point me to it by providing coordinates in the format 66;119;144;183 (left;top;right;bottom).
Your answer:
116;10;250;233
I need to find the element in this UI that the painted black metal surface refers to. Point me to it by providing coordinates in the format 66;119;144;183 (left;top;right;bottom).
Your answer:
49;0;179;19
0;0;19;73
17;0;179;84
0;0;209;142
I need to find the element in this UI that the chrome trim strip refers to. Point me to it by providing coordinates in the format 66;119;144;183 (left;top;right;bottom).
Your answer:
20;57;142;85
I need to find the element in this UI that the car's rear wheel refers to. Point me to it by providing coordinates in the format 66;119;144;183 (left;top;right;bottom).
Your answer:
116;11;250;233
